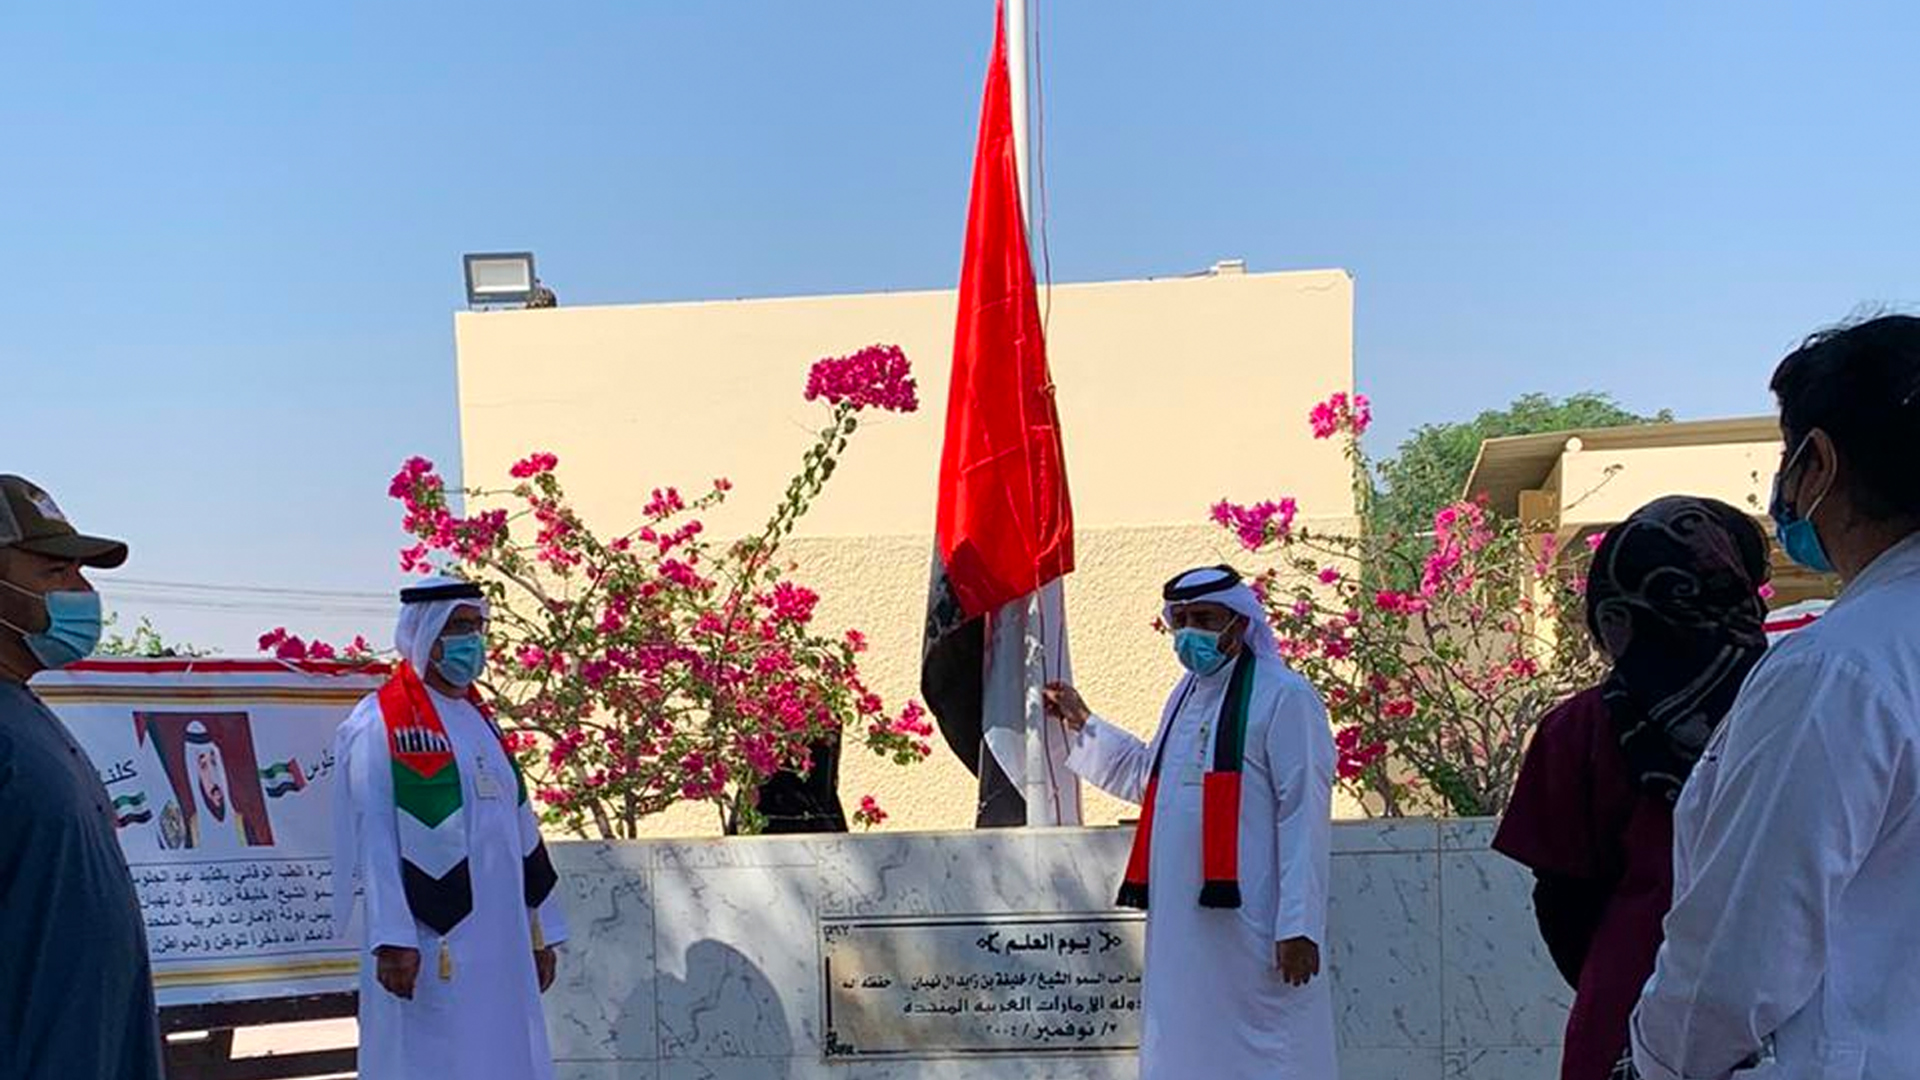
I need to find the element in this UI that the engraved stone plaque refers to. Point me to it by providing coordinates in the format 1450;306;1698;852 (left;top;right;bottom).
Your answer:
820;912;1145;1059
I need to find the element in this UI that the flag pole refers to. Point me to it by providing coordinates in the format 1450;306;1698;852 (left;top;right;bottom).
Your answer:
1005;0;1046;826
1004;0;1079;827
1006;0;1033;231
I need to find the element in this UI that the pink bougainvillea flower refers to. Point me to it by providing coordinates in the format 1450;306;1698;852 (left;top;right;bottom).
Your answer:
644;487;686;519
804;344;920;414
509;451;560;479
1373;590;1429;616
389;456;435;499
765;582;820;626
1308;390;1371;441
853;794;889;828
399;543;432;574
1334;725;1388;781
1210;498;1299;551
1349;393;1373;437
1310;402;1339;440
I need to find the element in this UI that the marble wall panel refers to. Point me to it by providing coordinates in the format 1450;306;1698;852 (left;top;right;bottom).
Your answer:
546;872;658;1063
1440;848;1571;1050
1329;852;1444;1050
813;831;1039;918
653;864;823;1061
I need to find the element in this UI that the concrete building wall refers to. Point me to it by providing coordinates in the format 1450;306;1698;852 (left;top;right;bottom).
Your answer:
1558;443;1779;526
454;269;1356;835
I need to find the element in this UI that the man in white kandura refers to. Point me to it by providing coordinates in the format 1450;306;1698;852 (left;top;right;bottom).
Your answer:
1045;564;1337;1080
332;576;568;1080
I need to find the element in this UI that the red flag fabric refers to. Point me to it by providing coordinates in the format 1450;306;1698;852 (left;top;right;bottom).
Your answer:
935;0;1075;620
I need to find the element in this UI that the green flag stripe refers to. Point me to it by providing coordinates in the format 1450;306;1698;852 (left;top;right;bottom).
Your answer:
392;760;463;829
112;792;149;809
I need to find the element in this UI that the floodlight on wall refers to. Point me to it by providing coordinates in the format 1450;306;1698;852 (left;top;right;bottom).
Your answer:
463;252;537;307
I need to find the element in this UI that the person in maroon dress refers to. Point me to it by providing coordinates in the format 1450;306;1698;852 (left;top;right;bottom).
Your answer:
1494;496;1771;1080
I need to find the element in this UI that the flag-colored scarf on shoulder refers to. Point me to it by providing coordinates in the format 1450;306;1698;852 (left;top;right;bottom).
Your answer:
1116;649;1256;911
380;660;559;978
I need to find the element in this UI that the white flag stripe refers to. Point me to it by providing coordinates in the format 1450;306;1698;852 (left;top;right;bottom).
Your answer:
395;810;468;879
983;579;1082;827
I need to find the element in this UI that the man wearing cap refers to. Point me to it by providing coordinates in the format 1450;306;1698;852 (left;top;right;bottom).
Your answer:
331;575;567;1080
1044;565;1337;1080
0;475;165;1080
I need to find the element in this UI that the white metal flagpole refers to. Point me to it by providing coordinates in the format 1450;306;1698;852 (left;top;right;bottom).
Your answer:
1005;0;1082;827
1006;0;1032;223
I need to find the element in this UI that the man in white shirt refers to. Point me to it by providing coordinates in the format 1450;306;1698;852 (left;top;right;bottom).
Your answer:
1630;315;1920;1079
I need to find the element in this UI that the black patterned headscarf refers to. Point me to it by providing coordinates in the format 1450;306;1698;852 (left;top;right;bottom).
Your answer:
1586;496;1771;802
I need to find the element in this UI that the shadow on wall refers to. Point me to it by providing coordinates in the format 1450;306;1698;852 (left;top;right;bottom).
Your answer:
660;940;793;1073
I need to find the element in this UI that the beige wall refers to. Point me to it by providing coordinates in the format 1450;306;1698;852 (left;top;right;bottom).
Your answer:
1511;433;1836;605
454;269;1356;835
1558;442;1779;526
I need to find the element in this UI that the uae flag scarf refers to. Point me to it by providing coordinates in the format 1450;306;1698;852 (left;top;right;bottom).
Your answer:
1116;649;1256;911
379;658;559;979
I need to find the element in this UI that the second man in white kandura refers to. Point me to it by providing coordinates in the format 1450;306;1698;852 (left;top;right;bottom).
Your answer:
1045;564;1337;1080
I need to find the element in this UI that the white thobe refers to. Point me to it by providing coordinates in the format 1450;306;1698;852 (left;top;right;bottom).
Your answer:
1632;534;1920;1080
1066;657;1337;1080
334;690;569;1080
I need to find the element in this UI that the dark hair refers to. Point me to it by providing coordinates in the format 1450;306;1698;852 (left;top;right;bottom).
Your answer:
1770;314;1920;520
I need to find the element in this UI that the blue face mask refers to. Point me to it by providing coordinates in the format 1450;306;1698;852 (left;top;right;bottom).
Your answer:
0;582;103;670
433;632;487;688
1173;627;1232;676
1769;435;1836;575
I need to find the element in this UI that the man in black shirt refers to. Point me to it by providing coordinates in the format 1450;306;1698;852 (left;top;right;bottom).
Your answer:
0;474;163;1080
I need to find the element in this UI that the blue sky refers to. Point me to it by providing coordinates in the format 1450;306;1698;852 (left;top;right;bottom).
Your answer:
4;1;1916;651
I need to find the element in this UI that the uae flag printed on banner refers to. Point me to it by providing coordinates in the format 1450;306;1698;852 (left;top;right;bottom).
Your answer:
921;0;1079;828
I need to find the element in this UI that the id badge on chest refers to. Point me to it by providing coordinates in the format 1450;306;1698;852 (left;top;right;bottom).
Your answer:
1177;722;1211;787
474;758;504;800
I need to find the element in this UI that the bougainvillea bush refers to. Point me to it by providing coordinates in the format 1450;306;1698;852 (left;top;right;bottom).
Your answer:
1213;392;1604;817
358;345;930;837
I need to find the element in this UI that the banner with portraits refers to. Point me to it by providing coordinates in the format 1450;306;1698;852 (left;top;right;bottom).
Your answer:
35;658;386;1008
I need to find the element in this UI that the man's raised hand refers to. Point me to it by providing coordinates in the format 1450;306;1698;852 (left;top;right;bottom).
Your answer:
1043;683;1091;731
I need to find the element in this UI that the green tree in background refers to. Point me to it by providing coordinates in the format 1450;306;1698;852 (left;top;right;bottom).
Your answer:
1370;391;1672;542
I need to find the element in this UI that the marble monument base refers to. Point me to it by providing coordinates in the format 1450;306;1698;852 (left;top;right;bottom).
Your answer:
544;819;1568;1080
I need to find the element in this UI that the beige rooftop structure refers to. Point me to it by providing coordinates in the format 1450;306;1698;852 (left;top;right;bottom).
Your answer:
455;268;1359;834
1463;415;1839;604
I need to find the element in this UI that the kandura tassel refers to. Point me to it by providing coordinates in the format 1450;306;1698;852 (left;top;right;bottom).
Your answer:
530;912;547;951
438;938;453;981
